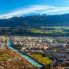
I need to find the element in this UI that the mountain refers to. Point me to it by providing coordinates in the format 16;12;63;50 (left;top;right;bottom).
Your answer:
0;14;69;27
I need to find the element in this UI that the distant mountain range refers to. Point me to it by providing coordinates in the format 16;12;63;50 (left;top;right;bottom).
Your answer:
0;14;69;27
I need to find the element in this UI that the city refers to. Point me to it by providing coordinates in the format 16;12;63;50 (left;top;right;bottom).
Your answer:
11;36;69;69
0;36;68;69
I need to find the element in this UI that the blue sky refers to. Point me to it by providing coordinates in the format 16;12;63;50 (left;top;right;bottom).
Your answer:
0;0;69;18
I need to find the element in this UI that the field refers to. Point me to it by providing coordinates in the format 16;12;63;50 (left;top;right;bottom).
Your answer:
29;53;51;66
28;27;69;36
0;27;69;36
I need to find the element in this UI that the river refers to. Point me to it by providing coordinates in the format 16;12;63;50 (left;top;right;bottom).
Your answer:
7;37;43;69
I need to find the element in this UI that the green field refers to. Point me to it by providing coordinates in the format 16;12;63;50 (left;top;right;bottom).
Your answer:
28;27;69;35
29;53;51;65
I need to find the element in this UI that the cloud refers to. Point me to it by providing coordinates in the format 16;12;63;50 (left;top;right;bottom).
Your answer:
0;5;69;19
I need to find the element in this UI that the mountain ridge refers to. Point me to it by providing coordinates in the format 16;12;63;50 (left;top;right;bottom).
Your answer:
0;14;69;27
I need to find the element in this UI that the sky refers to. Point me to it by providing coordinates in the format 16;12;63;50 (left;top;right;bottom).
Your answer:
0;0;69;19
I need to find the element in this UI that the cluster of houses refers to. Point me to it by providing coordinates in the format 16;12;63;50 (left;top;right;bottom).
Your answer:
12;36;69;69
